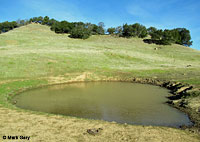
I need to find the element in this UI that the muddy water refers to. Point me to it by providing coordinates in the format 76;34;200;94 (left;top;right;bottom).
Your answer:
13;82;192;127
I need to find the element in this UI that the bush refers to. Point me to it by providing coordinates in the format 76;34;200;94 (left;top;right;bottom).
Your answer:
0;21;18;33
50;21;73;34
147;28;192;46
69;25;91;39
107;27;115;35
122;23;147;38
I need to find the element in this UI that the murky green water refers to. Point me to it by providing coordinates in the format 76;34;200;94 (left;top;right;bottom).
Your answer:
13;82;192;127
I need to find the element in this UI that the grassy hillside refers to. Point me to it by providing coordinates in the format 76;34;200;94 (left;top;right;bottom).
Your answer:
0;24;200;82
0;24;200;142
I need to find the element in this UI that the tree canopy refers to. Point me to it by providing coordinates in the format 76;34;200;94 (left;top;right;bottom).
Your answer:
0;16;193;46
107;27;115;35
122;23;148;38
69;25;91;39
0;21;18;33
144;28;192;46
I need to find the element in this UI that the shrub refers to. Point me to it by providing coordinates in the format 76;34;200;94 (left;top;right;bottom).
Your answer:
107;27;116;35
122;23;147;38
69;25;91;39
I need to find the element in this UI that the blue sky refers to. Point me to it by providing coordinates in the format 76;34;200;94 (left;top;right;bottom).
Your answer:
0;0;199;50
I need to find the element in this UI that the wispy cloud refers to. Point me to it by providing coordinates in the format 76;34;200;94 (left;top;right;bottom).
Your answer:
127;0;168;19
127;5;151;18
20;0;87;22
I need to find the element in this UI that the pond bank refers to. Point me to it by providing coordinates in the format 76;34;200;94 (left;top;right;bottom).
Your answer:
0;77;199;142
132;77;200;133
6;77;200;132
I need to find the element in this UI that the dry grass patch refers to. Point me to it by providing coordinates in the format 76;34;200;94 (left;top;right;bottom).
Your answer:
0;106;199;142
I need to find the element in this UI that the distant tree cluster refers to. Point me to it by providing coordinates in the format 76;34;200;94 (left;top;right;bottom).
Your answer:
69;24;91;39
107;23;147;38
0;19;30;34
29;16;57;26
0;16;193;46
0;18;31;34
29;16;105;39
107;23;192;46
0;16;105;39
16;19;29;26
50;21;105;39
122;23;148;38
144;27;192;46
0;21;18;33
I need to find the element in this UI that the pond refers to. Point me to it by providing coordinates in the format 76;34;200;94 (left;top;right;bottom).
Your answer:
13;82;192;127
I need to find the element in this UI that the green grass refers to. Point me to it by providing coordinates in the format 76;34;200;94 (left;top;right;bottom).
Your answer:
0;24;199;81
0;23;200;100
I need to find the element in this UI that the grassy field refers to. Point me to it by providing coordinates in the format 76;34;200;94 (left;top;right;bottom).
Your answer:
0;24;200;142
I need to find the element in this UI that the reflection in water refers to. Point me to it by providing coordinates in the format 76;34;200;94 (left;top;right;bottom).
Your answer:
13;82;192;127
